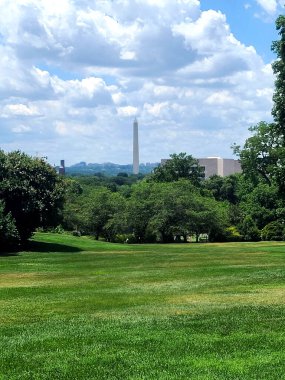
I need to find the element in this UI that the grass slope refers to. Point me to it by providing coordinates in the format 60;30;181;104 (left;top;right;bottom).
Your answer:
0;233;285;379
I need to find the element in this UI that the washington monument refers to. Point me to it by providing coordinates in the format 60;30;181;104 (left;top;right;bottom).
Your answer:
133;117;139;174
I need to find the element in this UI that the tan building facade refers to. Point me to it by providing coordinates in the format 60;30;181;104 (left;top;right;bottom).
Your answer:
161;157;241;178
198;157;241;178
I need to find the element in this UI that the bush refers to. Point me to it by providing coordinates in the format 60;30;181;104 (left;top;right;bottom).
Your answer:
53;225;65;234
239;216;261;241
224;226;243;242
72;230;81;237
261;221;285;241
0;202;20;250
113;234;134;243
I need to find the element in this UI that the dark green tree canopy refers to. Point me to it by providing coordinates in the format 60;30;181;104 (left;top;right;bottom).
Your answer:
0;201;19;250
150;153;204;185
271;15;285;132
232;122;280;186
0;150;65;243
234;16;285;194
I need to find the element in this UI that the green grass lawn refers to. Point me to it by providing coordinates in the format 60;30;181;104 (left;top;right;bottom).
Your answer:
1;233;285;379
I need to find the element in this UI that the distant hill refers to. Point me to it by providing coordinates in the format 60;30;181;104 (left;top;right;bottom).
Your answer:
61;162;160;176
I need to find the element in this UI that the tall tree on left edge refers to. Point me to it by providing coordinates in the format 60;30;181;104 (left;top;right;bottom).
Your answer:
0;150;65;244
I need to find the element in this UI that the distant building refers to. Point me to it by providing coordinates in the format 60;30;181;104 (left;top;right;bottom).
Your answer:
58;159;65;175
198;157;241;178
161;157;241;178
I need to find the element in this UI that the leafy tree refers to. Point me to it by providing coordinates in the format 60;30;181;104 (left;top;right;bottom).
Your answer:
84;188;126;240
239;183;280;229
223;226;243;242
127;180;228;243
232;122;279;187
149;153;204;186
233;16;285;194
62;179;85;232
271;15;285;131
204;174;240;204
261;221;285;241
64;178;83;197
186;196;228;243
127;181;157;243
0;201;20;250
239;215;260;241
0;150;64;242
147;182;189;243
102;193;127;242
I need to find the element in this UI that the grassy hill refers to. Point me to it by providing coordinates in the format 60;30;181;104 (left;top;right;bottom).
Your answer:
1;233;285;379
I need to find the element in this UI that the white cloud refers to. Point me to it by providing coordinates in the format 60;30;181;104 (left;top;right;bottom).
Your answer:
117;106;138;117
11;125;31;133
205;91;234;106
256;0;277;14
0;0;276;164
3;103;40;117
255;0;285;17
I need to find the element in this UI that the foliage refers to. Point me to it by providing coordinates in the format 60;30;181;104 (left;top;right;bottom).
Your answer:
233;16;285;194
0;150;65;243
62;175;230;243
271;15;285;131
239;215;261;242
127;180;228;243
84;188;126;241
62;178;86;232
232;122;279;186
126;181;157;242
204;174;240;204
239;182;280;229
0;201;19;249
261;220;285;241
225;226;243;242
149;152;204;185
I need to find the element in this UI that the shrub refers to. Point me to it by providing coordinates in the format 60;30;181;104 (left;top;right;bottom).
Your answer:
239;216;261;241
113;234;134;243
72;230;81;237
225;226;243;242
261;221;285;241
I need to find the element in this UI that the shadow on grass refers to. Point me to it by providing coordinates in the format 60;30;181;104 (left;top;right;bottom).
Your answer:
26;240;82;253
0;241;82;256
0;250;19;257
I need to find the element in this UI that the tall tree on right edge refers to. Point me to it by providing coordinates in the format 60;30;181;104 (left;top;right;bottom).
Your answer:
271;15;285;192
233;15;285;195
272;15;285;132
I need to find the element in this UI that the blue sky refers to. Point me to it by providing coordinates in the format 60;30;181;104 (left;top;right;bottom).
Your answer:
0;0;284;165
201;0;280;61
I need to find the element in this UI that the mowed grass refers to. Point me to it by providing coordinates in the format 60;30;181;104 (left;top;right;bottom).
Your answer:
1;233;285;379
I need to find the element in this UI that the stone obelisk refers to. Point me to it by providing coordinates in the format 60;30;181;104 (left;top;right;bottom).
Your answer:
133;117;139;174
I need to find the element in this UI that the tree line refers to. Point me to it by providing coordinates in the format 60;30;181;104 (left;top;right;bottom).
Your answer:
1;148;284;249
61;155;284;243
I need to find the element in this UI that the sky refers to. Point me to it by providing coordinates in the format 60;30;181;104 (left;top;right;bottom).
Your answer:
0;0;284;166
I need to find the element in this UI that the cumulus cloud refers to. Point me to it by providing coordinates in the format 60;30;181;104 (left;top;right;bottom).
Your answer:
0;0;276;164
255;0;285;17
3;103;41;117
256;0;277;14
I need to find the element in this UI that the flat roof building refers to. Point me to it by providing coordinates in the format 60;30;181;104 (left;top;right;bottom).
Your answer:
161;157;241;178
198;157;241;178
